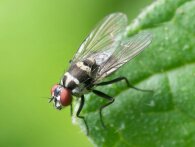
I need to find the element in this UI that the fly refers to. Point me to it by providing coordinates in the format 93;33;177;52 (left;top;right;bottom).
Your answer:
49;13;152;135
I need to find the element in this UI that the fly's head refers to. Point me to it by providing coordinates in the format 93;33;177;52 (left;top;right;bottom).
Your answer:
50;84;72;110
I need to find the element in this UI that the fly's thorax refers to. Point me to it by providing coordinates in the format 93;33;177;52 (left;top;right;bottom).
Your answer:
82;57;99;77
61;72;79;89
62;57;99;90
83;57;95;67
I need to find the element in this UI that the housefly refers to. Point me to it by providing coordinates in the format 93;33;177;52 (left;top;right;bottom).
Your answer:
50;13;152;135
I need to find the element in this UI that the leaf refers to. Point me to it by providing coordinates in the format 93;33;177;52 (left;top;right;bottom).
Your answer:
74;0;195;146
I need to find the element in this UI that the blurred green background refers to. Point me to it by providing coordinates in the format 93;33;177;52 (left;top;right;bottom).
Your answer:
0;0;152;146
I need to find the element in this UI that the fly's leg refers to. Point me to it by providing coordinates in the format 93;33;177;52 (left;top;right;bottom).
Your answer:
70;103;73;116
76;95;89;135
92;90;114;128
96;76;152;92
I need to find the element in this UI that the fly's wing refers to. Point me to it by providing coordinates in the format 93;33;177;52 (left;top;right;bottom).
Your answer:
95;32;152;82
71;13;128;65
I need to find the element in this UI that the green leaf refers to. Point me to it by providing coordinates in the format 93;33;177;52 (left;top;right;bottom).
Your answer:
75;0;195;146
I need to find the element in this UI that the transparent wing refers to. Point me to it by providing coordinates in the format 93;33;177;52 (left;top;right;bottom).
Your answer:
71;13;128;65
95;32;152;82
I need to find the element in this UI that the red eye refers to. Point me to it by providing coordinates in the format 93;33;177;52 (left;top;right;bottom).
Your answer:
51;84;59;95
60;88;72;106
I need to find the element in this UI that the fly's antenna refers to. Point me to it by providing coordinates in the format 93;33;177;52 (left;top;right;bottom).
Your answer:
48;97;54;103
40;96;54;103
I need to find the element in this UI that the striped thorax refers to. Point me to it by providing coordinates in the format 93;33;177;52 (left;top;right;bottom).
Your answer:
62;57;99;97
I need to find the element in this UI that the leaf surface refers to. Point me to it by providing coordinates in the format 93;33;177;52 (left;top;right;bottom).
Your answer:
75;0;195;146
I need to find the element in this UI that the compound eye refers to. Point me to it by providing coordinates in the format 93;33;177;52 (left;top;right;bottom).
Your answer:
51;84;59;95
60;88;72;106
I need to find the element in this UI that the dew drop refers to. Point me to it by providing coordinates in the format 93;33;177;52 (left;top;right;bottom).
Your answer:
119;123;126;130
172;141;176;145
110;123;114;127
95;126;100;130
183;44;190;51
164;27;168;31
101;138;105;142
147;100;156;107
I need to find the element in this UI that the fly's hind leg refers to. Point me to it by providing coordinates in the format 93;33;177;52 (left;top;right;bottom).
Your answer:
76;95;89;135
96;76;152;92
92;90;114;128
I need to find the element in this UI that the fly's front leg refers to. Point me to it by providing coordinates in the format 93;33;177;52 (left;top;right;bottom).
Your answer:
92;90;114;128
76;95;89;135
96;76;152;92
70;103;73;116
